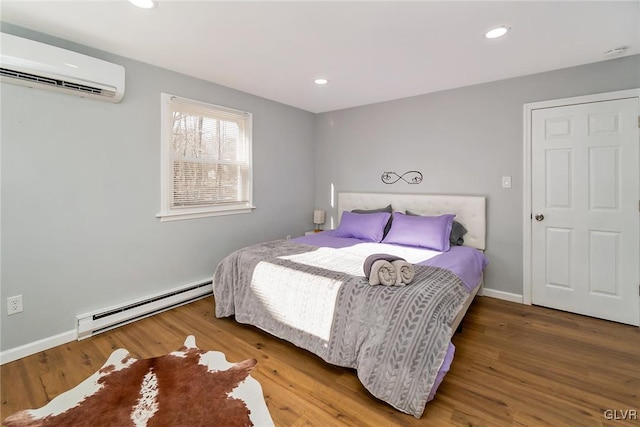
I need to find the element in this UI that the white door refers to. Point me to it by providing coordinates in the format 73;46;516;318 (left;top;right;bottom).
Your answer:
531;97;639;326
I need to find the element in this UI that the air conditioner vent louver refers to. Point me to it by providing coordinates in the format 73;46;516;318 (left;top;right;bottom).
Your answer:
0;32;124;103
1;67;57;86
0;67;116;98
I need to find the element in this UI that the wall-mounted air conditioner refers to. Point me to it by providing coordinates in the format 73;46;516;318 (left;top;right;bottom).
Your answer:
0;32;125;103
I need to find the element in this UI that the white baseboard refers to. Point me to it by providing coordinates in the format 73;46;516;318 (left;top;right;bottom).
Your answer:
1;329;77;365
481;287;524;304
1;278;213;365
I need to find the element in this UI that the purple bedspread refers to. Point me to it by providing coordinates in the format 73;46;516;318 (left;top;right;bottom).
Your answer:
293;231;488;292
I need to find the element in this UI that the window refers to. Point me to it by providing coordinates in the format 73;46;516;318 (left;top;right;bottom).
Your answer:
158;93;253;221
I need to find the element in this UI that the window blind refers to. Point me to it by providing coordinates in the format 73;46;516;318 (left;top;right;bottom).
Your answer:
166;95;252;210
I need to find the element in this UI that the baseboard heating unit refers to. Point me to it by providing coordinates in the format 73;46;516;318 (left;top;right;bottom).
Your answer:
76;279;213;340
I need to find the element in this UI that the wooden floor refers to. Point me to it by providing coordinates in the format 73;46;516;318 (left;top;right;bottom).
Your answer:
2;296;639;426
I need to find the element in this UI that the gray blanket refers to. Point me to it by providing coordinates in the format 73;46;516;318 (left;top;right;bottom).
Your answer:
213;239;468;417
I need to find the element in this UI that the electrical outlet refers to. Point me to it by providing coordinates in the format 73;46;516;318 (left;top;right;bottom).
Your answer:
7;295;23;315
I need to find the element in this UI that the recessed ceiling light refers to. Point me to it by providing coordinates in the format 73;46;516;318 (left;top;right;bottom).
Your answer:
485;26;510;39
129;0;155;9
314;78;328;85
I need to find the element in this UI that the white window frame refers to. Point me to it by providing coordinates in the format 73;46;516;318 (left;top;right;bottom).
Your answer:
157;93;254;222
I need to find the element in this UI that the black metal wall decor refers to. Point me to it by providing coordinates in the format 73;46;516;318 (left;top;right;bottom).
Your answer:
381;171;423;185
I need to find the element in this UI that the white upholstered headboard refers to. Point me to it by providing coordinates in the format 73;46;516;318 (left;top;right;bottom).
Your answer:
337;192;486;250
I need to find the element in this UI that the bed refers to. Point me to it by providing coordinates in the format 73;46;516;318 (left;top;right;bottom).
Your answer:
213;192;488;418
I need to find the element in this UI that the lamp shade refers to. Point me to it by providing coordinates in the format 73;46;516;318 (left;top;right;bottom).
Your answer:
313;209;326;224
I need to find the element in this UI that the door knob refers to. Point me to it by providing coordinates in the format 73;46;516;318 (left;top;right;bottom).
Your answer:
535;214;544;221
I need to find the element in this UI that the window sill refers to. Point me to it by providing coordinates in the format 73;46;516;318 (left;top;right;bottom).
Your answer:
157;205;256;222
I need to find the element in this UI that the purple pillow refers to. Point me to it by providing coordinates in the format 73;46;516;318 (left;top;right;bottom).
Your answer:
333;211;391;242
382;212;455;251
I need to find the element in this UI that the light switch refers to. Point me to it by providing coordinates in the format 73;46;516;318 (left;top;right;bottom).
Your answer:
502;176;512;188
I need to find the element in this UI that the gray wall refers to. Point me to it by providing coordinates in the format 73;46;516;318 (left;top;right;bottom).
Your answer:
314;54;640;297
1;24;316;351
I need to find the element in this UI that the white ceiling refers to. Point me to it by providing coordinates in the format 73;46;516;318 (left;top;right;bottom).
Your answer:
1;1;638;113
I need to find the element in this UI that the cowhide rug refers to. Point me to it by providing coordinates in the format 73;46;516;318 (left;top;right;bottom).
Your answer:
3;336;274;427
